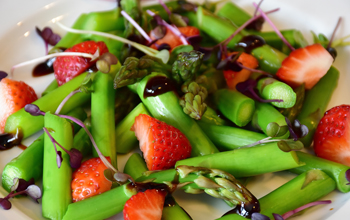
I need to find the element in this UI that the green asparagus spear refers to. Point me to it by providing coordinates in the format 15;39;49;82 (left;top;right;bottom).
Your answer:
4;72;90;138
115;103;150;154
1;108;88;192
42;79;59;96
62;184;136;220
123;153;148;180
297;66;339;147
42;112;73;220
218;169;336;219
176;143;303;178
213;89;255;127
256;77;297;108
91;71;117;168
133;72;219;156
290;151;350;193
197;122;267;151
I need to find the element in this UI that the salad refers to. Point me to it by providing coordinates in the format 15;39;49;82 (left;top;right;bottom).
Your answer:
1;0;350;219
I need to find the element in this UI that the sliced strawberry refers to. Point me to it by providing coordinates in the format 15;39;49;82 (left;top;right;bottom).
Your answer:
123;189;166;220
276;44;333;90
223;52;259;90
53;41;109;86
314;105;350;166
150;26;200;51
131;114;191;171
71;157;112;202
0;78;38;133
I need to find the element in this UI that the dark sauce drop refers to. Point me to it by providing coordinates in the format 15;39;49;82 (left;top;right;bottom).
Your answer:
32;58;55;77
144;76;176;99
327;47;337;60
222;200;260;218
0;129;23;151
237;35;266;53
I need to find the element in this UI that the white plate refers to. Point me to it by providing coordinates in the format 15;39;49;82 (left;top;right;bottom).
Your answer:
1;0;350;219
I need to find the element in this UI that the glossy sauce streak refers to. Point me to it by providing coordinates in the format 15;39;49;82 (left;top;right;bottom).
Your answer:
143;76;176;98
0;129;23;151
237;35;266;53
32;58;55;77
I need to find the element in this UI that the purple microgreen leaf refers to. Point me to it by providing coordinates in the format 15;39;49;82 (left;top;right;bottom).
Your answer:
24;104;45;116
346;169;350;185
282;200;331;219
13;178;35;193
25;185;42;203
285;118;309;141
56;151;63;168
252;213;270;220
150;25;167;40
147;10;188;45
99;52;119;66
0;198;11;210
69;148;83;169
0;71;8;81
121;10;152;42
272;213;284;220
104;169;115;182
186;35;202;50
252;3;294;51
36;26;61;55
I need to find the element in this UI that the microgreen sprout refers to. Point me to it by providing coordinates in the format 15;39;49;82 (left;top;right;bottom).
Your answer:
36;26;61;55
253;2;295;51
240;118;307;152
56;21;159;57
0;178;41;210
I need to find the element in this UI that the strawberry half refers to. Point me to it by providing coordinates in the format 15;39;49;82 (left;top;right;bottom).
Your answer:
0;78;38;133
223;52;259;90
131;114;192;171
150;26;200;51
276;44;333;90
53;41;109;86
71;157;112;202
123;189;166;220
314;105;350;166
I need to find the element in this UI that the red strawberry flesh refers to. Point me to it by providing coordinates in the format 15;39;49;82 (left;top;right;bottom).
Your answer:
131;114;192;171
71;157;112;202
53;41;109;86
123;189;166;220
0;78;38;133
314;105;350;166
276;44;333;90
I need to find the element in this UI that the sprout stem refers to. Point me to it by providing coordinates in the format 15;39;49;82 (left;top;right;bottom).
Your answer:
253;2;295;51
121;10;152;42
56;22;158;56
55;89;81;114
